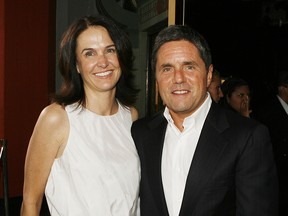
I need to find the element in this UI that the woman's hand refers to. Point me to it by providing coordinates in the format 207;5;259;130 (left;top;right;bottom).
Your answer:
240;99;252;117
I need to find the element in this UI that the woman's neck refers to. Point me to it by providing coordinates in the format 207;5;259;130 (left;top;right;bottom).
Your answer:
84;91;118;115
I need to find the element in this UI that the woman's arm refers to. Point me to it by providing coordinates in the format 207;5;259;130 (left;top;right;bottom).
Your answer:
21;103;69;216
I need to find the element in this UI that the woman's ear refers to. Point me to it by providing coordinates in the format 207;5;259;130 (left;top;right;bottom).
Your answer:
226;94;231;104
76;64;80;73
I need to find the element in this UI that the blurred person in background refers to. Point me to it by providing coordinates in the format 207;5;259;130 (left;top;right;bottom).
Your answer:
219;76;252;117
254;70;288;216
207;69;223;103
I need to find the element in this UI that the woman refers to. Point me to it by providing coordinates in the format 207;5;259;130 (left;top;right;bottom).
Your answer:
21;15;140;216
220;76;252;117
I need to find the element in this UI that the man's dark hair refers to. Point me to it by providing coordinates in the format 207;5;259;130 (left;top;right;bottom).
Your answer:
151;25;212;74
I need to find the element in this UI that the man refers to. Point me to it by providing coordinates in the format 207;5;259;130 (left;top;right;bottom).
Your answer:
131;25;278;216
254;70;288;216
207;69;223;103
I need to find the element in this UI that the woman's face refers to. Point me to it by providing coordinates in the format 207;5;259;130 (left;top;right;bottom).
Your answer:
75;26;121;95
227;85;250;114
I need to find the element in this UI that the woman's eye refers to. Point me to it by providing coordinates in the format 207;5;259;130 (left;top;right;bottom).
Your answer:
237;93;245;98
106;47;116;54
84;51;94;57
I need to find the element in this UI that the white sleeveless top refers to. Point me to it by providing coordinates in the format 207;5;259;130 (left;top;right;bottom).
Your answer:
45;102;140;216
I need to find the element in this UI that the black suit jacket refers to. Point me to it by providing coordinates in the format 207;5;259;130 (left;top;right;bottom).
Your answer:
131;102;278;216
254;96;288;215
254;96;288;172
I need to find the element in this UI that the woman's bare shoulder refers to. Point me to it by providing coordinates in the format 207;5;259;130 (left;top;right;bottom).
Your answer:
36;103;68;130
30;103;69;156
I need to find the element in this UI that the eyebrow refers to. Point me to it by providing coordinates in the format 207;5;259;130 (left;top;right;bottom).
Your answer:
160;63;173;68
160;60;197;67
80;44;116;54
183;60;198;67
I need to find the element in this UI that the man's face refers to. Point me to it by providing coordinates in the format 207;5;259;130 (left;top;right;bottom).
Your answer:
155;40;212;119
279;84;288;103
208;75;223;103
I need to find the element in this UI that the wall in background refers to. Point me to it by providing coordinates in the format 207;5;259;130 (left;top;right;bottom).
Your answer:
0;0;56;197
0;0;4;138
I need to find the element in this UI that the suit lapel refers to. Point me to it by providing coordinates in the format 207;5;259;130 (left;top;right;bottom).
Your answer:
275;97;288;120
145;113;170;216
179;103;230;216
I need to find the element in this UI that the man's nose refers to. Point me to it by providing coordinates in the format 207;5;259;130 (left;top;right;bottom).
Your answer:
173;69;186;84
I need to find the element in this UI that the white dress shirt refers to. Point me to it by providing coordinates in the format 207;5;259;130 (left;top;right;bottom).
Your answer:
277;95;288;115
162;94;212;216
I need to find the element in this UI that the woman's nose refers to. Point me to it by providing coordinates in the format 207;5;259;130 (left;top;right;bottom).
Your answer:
96;55;109;68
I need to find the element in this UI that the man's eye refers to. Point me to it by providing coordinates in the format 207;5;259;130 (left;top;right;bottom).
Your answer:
163;67;172;72
186;65;194;70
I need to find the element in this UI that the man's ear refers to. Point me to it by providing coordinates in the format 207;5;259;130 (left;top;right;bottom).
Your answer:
207;64;213;87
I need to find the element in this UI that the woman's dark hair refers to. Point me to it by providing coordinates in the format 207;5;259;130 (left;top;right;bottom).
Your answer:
151;25;212;74
52;15;138;107
221;77;249;98
219;76;250;110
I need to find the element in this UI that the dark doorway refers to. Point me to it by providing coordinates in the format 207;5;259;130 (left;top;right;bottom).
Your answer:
178;0;288;110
